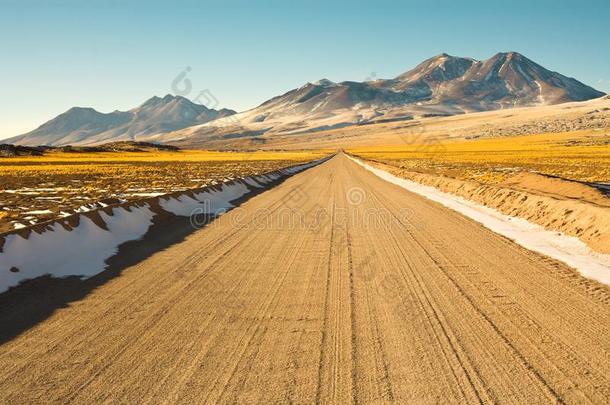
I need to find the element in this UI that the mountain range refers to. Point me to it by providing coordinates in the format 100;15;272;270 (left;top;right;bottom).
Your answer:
6;52;605;147
6;95;236;146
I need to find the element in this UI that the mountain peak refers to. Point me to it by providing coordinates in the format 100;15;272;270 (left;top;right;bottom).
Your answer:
141;96;162;107
396;53;475;84
478;51;543;80
428;52;474;62
489;51;530;63
6;94;237;146
497;51;522;57
65;106;98;114
312;79;337;87
433;52;452;60
140;94;185;108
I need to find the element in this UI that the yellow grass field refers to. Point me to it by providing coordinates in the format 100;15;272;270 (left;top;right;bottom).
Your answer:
0;149;329;174
0;149;329;232
350;130;610;184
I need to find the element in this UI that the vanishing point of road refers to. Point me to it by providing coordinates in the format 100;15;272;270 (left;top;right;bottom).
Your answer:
1;154;608;403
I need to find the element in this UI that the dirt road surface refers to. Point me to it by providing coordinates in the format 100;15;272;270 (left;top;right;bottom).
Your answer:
1;154;609;403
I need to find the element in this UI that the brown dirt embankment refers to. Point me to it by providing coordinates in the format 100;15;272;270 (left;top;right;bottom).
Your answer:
366;160;610;254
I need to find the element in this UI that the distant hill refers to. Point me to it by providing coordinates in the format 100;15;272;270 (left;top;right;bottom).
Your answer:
0;141;180;157
56;141;180;153
5;95;236;146
0;144;44;157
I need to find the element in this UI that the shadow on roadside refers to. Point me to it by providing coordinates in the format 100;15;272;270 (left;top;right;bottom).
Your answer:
0;174;292;345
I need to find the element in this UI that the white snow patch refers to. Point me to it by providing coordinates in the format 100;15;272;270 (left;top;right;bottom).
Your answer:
130;192;166;198
24;210;53;215
349;156;610;286
158;160;320;217
0;204;155;293
159;182;249;217
0;157;330;294
534;80;545;103
76;205;94;213
3;190;40;195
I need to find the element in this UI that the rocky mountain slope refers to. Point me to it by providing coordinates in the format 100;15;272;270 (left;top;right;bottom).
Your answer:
157;52;604;146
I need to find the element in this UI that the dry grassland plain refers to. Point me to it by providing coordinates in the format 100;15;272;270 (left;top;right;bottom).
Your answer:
0;149;328;232
349;130;610;185
348;129;610;255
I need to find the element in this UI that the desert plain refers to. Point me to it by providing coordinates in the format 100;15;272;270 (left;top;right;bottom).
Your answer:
0;96;609;403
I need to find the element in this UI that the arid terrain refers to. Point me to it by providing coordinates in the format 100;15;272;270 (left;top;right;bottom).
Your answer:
212;95;610;150
3;0;610;402
1;80;609;405
0;148;326;233
1;154;608;403
350;130;610;185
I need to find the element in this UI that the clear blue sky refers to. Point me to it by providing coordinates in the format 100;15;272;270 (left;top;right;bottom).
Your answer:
1;0;609;139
